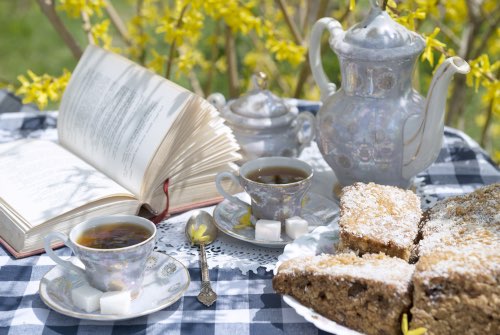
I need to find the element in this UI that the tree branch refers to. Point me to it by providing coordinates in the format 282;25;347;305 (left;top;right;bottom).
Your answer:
429;16;461;47
382;0;388;11
81;10;95;45
104;0;130;45
165;4;189;79
203;21;221;96
136;0;147;65
446;0;482;127
471;7;500;59
293;0;330;98
480;96;494;148
36;0;82;59
276;0;303;45
225;25;240;98
480;68;499;148
188;72;204;97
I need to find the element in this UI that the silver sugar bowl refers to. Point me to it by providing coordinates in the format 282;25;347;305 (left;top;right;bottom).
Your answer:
208;73;316;163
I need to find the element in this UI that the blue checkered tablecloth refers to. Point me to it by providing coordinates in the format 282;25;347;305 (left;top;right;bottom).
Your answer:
0;106;499;335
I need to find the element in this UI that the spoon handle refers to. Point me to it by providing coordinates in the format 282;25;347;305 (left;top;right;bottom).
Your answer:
199;243;210;282
197;243;217;306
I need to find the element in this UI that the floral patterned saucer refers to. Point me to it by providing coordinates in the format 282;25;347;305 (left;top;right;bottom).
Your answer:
213;192;339;248
39;252;190;321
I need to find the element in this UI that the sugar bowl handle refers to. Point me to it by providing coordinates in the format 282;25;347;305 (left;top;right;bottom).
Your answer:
309;17;344;101
295;111;316;151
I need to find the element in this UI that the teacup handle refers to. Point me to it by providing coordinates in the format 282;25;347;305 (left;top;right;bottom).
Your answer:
295;111;316;151
215;172;250;209
44;232;85;276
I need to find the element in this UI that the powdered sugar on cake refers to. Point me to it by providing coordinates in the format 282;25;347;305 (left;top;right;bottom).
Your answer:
417;183;499;279
278;253;415;293
340;183;422;247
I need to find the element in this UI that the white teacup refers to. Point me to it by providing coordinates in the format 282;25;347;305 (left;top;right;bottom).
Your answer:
44;215;156;297
216;157;313;221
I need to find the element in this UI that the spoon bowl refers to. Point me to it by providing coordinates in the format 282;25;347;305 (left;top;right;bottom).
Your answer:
185;211;218;246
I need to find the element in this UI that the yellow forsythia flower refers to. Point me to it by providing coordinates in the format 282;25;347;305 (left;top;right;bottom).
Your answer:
189;224;211;245
234;207;253;230
421;28;446;67
401;313;427;335
466;55;499;92
57;0;106;18
265;39;306;66
16;69;71;110
91;19;112;49
146;50;166;74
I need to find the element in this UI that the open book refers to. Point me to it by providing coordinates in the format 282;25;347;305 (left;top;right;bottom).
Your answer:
0;45;241;258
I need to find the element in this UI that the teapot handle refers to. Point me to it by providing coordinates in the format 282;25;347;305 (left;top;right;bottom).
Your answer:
309;18;344;102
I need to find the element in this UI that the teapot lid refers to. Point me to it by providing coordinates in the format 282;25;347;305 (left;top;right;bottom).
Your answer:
222;73;296;129
335;1;425;59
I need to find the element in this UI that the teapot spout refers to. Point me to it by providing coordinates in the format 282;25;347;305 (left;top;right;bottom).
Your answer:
402;57;470;179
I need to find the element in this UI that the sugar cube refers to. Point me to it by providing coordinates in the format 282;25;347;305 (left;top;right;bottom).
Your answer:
71;284;103;313
285;216;309;239
100;291;131;314
255;219;281;241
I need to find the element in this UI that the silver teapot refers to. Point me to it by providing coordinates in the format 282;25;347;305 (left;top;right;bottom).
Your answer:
309;0;470;188
208;73;316;163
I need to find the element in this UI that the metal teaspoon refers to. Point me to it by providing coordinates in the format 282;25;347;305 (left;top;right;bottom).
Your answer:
185;211;218;307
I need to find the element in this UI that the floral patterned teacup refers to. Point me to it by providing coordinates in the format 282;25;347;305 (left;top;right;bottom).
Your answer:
215;157;313;222
44;215;156;297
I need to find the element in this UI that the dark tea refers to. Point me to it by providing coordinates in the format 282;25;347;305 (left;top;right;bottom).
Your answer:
246;166;309;184
77;223;152;249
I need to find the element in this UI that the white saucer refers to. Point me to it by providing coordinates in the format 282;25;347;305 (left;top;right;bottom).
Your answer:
213;192;339;248
39;251;190;321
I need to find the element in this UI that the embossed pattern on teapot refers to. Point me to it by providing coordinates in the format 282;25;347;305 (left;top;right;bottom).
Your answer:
208;73;316;163
309;0;470;189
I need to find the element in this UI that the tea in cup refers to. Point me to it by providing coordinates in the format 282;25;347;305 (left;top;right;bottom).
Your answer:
215;157;313;221
44;215;156;297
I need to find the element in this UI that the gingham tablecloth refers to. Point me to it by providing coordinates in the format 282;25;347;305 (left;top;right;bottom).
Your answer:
0;109;499;335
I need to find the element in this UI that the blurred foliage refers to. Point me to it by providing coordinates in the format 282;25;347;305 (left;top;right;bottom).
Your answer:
0;0;498;162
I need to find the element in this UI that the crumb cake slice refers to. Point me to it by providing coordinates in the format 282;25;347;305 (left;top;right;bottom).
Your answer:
411;183;500;334
339;183;422;261
273;253;415;335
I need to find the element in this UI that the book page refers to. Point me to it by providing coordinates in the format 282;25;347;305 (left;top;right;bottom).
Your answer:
0;140;135;228
58;45;192;196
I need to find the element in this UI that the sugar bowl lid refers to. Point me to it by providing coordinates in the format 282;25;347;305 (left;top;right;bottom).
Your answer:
222;72;296;129
333;0;425;59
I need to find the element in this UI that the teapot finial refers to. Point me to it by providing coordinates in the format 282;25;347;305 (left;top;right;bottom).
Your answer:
252;72;268;90
371;0;389;10
370;0;380;8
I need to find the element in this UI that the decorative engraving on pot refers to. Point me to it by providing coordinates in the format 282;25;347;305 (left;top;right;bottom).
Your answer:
376;70;395;91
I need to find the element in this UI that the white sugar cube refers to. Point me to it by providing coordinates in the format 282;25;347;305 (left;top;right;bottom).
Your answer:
285;216;309;239
255;219;281;241
71;284;103;313
100;291;131;314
